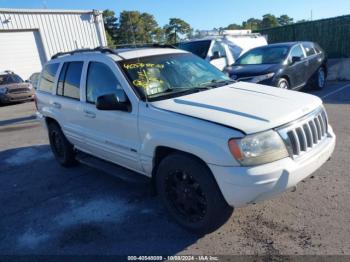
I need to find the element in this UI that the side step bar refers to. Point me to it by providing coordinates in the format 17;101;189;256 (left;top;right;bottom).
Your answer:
76;151;150;185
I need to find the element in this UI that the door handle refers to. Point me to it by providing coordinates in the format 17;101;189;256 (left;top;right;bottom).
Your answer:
83;110;96;118
52;102;61;109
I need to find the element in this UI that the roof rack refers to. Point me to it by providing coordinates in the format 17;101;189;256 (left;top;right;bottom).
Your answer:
51;46;120;60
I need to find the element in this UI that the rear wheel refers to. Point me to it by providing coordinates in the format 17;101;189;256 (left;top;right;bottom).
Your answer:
156;153;233;234
48;122;77;167
314;67;326;90
277;78;289;89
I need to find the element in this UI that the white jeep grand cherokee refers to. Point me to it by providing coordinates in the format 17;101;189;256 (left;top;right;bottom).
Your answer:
36;46;336;234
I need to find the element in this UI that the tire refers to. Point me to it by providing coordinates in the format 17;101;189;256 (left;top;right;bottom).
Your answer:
277;78;289;89
156;153;233;234
48;121;77;167
313;67;326;90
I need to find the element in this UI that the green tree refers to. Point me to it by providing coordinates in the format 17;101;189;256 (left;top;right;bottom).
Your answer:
296;19;308;23
102;9;118;48
116;11;162;45
278;15;294;26
140;12;160;43
261;14;279;29
164;18;192;44
242;18;262;30
225;23;242;30
152;27;166;43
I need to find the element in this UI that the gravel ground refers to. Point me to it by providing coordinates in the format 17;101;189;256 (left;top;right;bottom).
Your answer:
0;81;349;257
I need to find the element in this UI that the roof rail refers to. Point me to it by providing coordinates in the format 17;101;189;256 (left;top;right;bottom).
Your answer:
51;46;120;60
115;43;177;49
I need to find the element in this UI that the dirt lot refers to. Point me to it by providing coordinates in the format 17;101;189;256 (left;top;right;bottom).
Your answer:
0;82;350;256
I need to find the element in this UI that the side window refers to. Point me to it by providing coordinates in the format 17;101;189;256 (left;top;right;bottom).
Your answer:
86;62;122;104
303;43;316;57
57;62;83;100
38;63;59;93
290;45;305;59
314;43;323;54
211;41;226;58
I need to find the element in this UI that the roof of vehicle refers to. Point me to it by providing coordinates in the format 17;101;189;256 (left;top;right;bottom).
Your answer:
262;42;314;48
180;34;265;43
115;47;187;60
49;47;188;63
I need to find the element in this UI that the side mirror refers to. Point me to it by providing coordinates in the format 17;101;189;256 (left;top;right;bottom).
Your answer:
96;90;130;111
291;56;302;64
210;51;220;60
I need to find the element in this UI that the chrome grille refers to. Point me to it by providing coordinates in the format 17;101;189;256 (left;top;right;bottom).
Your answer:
8;87;30;94
278;108;329;158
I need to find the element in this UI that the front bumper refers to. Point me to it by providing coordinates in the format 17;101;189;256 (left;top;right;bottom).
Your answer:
209;126;336;208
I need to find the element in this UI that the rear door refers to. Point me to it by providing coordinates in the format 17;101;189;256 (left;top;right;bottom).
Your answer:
51;61;86;149
79;58;142;173
302;42;320;80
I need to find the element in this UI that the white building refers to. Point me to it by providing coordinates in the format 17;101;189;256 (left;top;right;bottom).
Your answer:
0;8;107;79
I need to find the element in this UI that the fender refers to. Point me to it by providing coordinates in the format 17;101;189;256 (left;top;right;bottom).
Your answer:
138;103;244;175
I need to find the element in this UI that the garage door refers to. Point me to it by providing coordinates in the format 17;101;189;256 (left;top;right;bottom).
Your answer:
0;31;45;80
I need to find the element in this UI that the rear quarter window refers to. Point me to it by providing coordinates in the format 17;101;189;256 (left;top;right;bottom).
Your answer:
39;63;60;93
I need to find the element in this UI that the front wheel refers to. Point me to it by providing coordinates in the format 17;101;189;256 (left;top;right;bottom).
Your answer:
277;78;290;89
156;153;233;234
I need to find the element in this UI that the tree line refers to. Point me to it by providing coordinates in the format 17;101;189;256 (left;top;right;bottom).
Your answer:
103;10;192;47
103;10;302;47
223;14;305;31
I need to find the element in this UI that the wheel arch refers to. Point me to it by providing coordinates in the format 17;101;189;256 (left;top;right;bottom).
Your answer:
45;116;60;128
151;146;214;193
280;75;291;86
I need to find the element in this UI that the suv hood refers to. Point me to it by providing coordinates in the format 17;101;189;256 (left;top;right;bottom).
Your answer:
151;82;322;134
229;64;280;78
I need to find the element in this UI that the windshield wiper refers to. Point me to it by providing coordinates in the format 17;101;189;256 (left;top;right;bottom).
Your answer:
147;86;212;100
199;79;236;88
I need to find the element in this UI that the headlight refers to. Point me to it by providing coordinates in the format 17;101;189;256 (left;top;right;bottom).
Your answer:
251;73;275;83
228;130;289;166
0;87;8;94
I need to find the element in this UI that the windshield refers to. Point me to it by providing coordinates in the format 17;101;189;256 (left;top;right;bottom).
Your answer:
177;41;211;59
235;46;289;65
120;53;232;101
0;74;24;85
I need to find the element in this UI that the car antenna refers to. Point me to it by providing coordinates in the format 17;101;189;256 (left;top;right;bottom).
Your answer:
127;12;150;106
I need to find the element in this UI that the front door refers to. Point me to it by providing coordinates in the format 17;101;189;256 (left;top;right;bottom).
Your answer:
78;60;142;173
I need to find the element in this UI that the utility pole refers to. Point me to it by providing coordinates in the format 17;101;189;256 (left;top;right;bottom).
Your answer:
310;10;313;21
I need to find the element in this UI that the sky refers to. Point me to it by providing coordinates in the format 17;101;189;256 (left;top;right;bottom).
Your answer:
1;0;350;30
